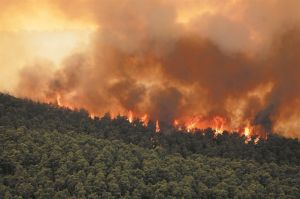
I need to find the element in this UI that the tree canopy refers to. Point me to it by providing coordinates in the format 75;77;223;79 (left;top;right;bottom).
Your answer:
1;93;300;198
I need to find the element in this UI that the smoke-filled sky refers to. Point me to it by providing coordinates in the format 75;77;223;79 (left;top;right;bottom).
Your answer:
1;0;300;138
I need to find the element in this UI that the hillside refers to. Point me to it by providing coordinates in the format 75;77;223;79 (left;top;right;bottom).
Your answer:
1;94;299;165
1;127;300;198
1;93;300;198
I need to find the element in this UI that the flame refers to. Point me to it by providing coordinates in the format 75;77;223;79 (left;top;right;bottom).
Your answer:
184;116;227;134
156;120;160;133
213;116;225;134
215;128;224;135
243;126;252;144
173;119;183;130
54;93;75;110
244;127;251;137
50;98;264;143
141;114;149;126
127;110;133;123
186;117;200;132
56;94;62;106
90;113;95;119
173;119;179;126
242;126;261;144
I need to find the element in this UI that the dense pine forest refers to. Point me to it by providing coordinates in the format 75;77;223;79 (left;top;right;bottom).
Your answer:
1;93;300;198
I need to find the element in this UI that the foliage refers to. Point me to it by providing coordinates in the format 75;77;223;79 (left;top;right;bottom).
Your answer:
1;93;300;198
1;93;299;165
1;128;300;198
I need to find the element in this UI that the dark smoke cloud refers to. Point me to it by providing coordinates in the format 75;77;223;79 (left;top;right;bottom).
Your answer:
109;79;146;111
14;0;300;138
149;87;183;122
252;28;300;134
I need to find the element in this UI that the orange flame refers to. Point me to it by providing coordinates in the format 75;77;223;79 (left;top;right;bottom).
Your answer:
242;126;261;144
243;127;251;137
90;113;95;119
48;97;264;143
186;117;200;132
213;116;225;134
127;110;133;123
55;93;75;110
173;119;179;126
156;120;160;133
56;93;63;106
141;114;149;126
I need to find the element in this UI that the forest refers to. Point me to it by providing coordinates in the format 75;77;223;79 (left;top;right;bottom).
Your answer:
1;93;300;198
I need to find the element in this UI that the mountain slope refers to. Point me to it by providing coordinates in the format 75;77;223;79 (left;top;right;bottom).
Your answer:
1;93;299;165
1;128;300;198
1;93;300;198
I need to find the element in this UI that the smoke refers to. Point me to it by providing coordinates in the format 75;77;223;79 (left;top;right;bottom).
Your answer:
149;87;183;123
253;28;300;135
11;0;300;138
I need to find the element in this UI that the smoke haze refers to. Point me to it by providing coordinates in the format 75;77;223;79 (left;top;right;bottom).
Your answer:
1;0;300;137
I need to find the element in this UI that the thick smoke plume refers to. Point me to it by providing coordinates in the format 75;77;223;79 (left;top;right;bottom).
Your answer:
13;0;300;138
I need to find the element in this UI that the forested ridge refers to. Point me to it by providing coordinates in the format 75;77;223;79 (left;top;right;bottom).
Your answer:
1;93;300;198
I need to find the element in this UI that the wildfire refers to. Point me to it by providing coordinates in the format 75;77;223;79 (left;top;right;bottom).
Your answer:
141;114;149;126
90;113;95;119
173;119;179;126
173;119;182;130
215;128;224;135
51;99;263;143
125;111;149;126
186;117;200;132
183;115;227;135
242;126;261;144
56;94;63;106
213;116;225;135
127;110;133;123
244;127;251;137
54;93;74;110
156;120;160;133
